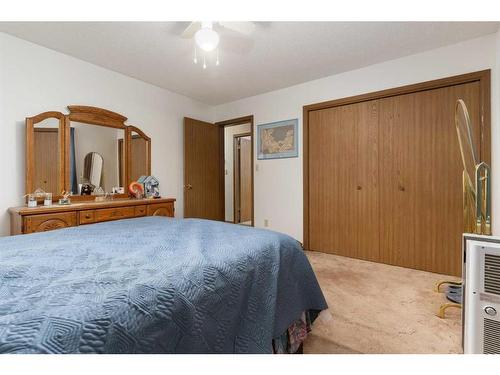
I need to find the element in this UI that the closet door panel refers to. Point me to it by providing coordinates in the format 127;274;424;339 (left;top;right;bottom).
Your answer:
308;100;379;261
378;93;418;271
378;82;481;276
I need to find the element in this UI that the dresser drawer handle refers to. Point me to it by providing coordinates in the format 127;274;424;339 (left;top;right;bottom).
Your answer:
85;214;92;219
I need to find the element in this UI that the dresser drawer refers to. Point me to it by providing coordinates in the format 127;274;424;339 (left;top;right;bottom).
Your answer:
24;212;77;233
147;202;174;217
10;198;176;235
79;210;95;224
135;205;147;217
95;207;135;222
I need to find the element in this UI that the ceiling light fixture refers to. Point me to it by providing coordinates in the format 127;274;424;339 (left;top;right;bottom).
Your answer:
192;22;221;69
195;22;220;52
184;21;255;69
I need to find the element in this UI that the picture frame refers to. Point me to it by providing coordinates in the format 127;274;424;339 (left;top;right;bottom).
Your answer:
137;175;161;198
257;118;298;160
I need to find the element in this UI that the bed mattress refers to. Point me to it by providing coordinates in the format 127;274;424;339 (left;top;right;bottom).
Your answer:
0;216;327;353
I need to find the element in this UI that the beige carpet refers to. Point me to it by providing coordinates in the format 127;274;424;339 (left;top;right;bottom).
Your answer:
303;251;462;354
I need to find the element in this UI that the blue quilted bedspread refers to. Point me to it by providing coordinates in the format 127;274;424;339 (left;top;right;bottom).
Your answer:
0;216;327;353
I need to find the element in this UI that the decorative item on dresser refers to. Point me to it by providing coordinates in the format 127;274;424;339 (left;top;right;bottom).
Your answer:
11;104;175;235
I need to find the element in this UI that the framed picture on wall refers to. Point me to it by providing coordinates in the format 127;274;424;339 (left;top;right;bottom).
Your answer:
257;118;298;160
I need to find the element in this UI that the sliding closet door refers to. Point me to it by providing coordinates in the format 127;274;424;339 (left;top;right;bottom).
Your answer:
308;100;380;261
306;75;486;276
378;82;481;276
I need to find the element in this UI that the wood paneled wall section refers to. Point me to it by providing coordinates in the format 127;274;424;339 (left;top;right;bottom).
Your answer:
304;71;490;276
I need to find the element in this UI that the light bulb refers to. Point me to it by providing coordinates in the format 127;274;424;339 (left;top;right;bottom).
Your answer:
195;27;220;52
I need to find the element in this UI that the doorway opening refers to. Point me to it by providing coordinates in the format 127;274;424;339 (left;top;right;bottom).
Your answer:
233;133;252;225
183;115;254;224
217;116;254;226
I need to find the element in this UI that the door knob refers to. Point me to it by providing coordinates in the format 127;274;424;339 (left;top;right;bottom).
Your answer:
185;184;193;190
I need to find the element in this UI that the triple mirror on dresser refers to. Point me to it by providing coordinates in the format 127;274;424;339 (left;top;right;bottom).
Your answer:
27;105;151;198
11;105;174;235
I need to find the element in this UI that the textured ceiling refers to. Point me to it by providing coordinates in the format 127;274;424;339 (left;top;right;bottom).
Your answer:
1;22;498;105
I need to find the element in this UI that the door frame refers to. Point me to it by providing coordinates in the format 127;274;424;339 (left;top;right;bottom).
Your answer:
233;132;252;224
302;69;491;250
215;115;255;226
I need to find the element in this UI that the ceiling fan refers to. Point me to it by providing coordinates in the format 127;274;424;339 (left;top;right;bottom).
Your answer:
181;21;256;68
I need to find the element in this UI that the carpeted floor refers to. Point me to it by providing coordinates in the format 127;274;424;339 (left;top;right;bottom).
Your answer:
303;251;462;354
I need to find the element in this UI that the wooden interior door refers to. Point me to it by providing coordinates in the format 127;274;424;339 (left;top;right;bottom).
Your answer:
234;136;252;223
184;117;223;220
378;82;481;275
308;100;380;261
34;129;59;194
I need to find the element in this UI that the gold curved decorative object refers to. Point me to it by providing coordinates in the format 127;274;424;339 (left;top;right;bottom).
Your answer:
437;303;462;319
435;280;462;293
475;162;492;235
437;99;492;319
454;99;491;236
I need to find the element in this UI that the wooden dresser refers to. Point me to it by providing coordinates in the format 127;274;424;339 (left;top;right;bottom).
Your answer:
9;198;175;235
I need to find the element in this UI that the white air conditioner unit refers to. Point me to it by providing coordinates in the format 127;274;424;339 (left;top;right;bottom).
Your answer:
463;234;500;354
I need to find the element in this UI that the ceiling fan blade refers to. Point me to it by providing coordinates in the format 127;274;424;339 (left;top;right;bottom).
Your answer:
181;22;201;38
218;21;255;35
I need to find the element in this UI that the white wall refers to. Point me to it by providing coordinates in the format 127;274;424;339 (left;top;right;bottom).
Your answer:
0;32;214;236
1;30;499;240
215;33;499;242
224;123;251;221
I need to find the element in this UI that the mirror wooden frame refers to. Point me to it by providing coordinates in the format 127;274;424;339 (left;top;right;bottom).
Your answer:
126;125;151;181
26;111;67;197
26;105;151;202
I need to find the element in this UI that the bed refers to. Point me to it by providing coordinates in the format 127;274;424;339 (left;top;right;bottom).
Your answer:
0;216;327;353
